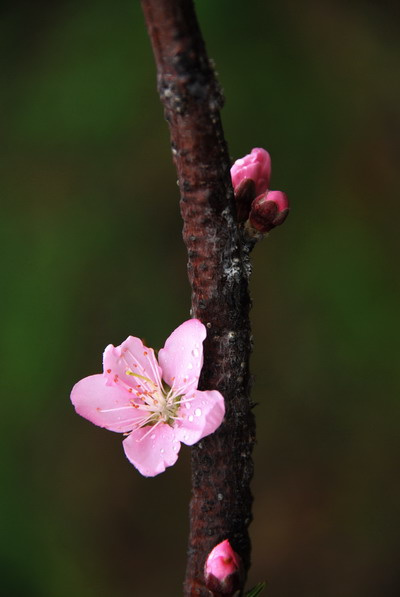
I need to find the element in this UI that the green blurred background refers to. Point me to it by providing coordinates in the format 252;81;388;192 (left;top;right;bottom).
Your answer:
1;0;399;595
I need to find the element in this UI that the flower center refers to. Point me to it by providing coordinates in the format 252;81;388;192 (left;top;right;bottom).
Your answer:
125;369;182;427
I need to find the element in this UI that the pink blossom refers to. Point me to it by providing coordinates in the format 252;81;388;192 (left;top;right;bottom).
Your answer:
249;189;289;234
204;539;243;594
230;147;271;198
70;319;225;477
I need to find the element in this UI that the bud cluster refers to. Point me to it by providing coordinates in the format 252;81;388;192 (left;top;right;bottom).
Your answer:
230;147;289;236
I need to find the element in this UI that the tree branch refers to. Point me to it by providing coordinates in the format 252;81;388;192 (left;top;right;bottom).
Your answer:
140;1;255;594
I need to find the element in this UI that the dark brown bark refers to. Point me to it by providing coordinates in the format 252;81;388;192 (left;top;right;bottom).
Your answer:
140;1;255;595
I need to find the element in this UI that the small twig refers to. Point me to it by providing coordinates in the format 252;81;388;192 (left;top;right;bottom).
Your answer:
140;1;255;594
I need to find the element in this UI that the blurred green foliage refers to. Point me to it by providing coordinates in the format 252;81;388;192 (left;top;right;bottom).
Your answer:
1;1;399;595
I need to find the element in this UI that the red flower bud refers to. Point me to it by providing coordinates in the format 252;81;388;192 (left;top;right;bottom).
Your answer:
249;190;289;234
204;539;243;595
231;148;271;197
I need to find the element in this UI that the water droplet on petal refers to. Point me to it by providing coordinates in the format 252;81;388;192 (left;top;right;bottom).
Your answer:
185;403;191;410
151;434;156;440
188;362;193;369
188;415;194;422
195;408;202;417
192;348;199;358
160;448;164;454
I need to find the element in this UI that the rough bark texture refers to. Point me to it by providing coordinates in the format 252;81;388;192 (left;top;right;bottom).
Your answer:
140;1;255;595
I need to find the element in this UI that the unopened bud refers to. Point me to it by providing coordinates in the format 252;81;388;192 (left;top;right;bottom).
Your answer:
249;190;289;234
231;148;271;198
204;539;243;595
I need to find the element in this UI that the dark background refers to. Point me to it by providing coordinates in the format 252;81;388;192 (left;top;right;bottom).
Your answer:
1;1;399;595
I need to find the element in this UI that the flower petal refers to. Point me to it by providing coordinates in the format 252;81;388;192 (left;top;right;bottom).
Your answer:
175;390;225;446
123;424;181;477
71;374;142;432
103;337;162;395
158;319;206;394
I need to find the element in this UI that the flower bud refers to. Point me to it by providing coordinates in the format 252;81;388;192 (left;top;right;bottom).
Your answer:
249;190;289;234
231;148;271;198
204;539;243;595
